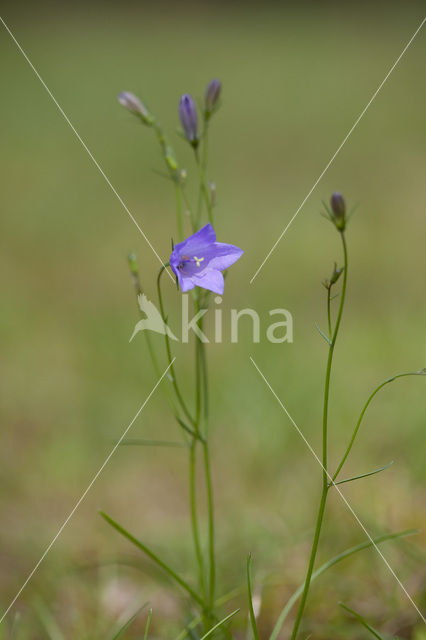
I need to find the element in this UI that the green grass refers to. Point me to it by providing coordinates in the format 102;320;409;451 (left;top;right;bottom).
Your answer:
1;2;425;637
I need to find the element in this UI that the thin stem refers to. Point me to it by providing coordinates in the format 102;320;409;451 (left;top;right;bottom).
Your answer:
175;180;184;242
332;370;425;482
195;147;214;227
157;266;194;426
327;287;332;337
195;122;210;230
290;231;348;640
323;232;348;479
189;440;206;600
196;298;215;608
202;438;216;609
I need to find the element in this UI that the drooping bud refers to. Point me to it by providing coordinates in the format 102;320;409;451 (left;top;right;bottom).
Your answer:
118;92;153;125
330;192;346;230
204;79;221;119
179;94;199;147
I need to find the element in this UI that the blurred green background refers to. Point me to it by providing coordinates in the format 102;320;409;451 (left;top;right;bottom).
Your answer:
1;1;426;638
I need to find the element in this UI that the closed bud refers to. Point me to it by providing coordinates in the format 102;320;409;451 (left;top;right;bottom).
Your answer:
118;92;153;125
330;192;346;229
204;78;221;118
179;94;199;147
330;262;344;285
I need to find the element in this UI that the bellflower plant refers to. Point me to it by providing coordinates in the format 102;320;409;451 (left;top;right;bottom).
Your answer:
101;78;245;638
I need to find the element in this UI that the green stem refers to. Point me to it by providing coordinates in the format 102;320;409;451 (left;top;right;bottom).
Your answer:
197;298;215;608
290;231;348;640
157;266;194;426
202;438;216;609
327;287;332;337
195;148;214;227
332;370;425;482
189;439;206;600
175;180;184;242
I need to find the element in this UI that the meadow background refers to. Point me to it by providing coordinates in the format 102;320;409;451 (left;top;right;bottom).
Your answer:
1;1;425;637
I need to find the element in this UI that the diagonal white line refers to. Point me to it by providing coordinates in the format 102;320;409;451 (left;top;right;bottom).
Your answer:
250;16;426;284
0;16;174;282
0;359;175;624
250;356;426;624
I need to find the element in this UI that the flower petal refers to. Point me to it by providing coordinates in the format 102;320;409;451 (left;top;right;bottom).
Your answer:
192;269;224;295
208;243;243;271
173;223;216;258
179;274;196;292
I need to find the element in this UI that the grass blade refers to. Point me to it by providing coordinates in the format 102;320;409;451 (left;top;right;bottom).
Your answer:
111;604;148;639
33;598;65;640
331;461;394;486
143;608;152;640
100;511;204;608
247;555;261;640
199;609;240;640
339;602;383;639
269;529;417;640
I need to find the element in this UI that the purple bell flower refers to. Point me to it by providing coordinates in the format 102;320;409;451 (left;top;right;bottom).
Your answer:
170;224;243;295
179;94;199;146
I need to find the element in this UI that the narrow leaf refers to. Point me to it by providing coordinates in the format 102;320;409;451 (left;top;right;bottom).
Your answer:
339;602;383;639
100;511;204;608
247;555;261;640
331;461;394;486
314;322;331;345
143;609;153;640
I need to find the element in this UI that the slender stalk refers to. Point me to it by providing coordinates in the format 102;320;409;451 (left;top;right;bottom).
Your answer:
175;180;184;242
157;265;194;426
202;438;216;608
197;300;216;608
189;439;206;600
332;370;425;482
195;121;210;229
327;287;332;337
290;231;348;640
195;148;214;227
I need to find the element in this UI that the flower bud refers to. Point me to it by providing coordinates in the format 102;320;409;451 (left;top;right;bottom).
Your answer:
330;262;344;285
118;92;153;125
179;94;199;146
204;79;221;118
330;192;346;230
